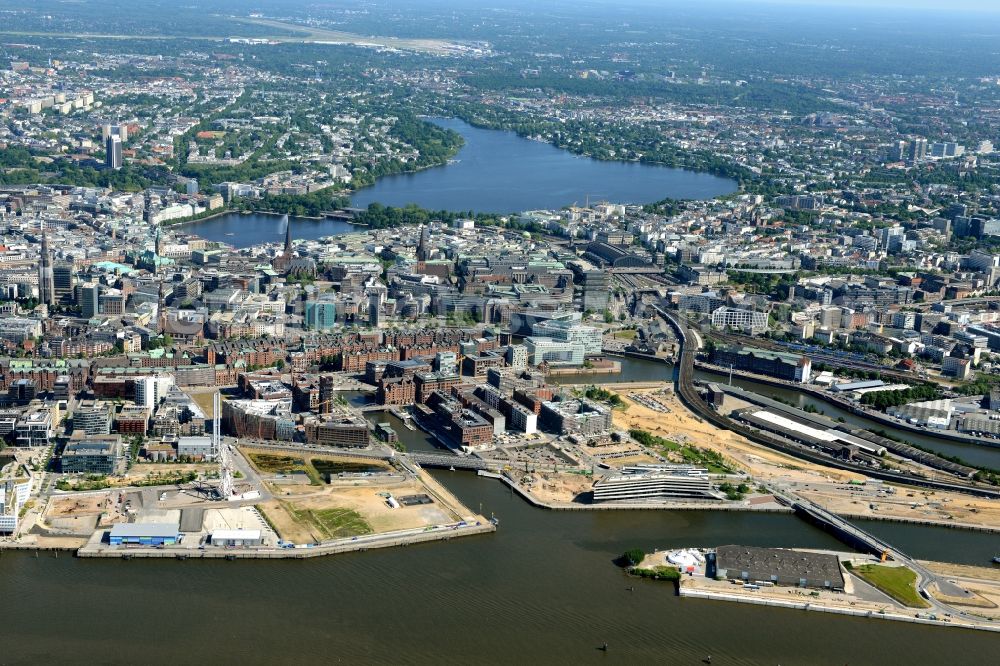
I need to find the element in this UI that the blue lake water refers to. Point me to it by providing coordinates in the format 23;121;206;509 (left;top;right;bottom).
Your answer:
187;117;736;246
351;117;737;212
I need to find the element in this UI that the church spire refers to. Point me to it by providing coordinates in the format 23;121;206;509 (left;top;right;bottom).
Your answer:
283;214;292;253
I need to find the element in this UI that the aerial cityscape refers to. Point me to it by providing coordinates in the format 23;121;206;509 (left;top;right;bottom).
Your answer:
2;0;1000;662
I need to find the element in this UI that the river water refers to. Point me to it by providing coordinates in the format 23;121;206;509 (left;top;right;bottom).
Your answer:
4;384;999;662
2;468;997;665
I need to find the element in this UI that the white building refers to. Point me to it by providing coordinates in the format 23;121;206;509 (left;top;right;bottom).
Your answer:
531;320;603;355
710;307;769;335
592;466;716;503
135;375;176;410
0;467;34;534
523;337;585;366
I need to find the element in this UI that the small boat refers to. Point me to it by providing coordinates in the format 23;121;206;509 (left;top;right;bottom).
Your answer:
993;556;1000;565
449;466;456;471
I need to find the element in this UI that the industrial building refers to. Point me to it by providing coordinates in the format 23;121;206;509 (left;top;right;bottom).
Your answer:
733;408;885;459
592;466;717;503
710;545;845;590
108;522;181;546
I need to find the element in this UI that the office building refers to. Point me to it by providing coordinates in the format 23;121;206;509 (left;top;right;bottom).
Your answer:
38;232;55;306
523;337;585;366
52;262;74;300
531;319;603;355
540;399;612;436
710;307;769;335
61;436;124;475
592;466;716;503
106;135;122;170
304;300;337;331
582;270;611;312
81;282;100;318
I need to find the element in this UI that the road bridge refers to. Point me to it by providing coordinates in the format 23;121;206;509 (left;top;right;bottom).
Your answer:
406;452;495;471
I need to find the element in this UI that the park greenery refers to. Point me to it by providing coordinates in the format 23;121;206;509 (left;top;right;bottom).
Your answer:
583;386;625;409
628;429;734;474
859;384;941;411
849;563;929;609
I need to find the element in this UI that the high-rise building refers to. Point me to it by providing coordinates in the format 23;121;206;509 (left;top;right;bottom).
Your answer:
369;292;382;327
53;262;74;300
106;135;122;170
318;375;335;414
908;137;927;162
81;282;100;318
304;300;337;331
582;270;610;312
37;232;55;306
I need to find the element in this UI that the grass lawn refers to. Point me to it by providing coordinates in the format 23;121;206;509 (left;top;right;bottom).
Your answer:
853;564;930;608
286;504;373;540
249;453;322;485
614;329;638;340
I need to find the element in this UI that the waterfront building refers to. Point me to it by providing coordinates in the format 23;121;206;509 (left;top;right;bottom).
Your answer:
711;545;845;590
304;413;371;447
592;466;715;503
0;467;33;535
108;522;180;546
523;337;585;366
709;345;811;383
531;319;603;355
209;529;263;547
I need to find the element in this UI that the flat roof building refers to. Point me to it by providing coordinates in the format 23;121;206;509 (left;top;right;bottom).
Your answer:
711;545;845;590
592;466;717;503
108;522;180;546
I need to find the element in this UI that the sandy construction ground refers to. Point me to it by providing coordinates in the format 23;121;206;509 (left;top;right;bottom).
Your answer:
612;389;1000;530
48;494;110;517
258;469;474;544
614;389;859;484
519;471;594;504
798;484;1000;531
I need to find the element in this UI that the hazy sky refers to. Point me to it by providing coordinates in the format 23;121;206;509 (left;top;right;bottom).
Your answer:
748;0;999;10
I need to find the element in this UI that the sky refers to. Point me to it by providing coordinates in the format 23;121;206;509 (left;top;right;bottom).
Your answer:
743;0;999;10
